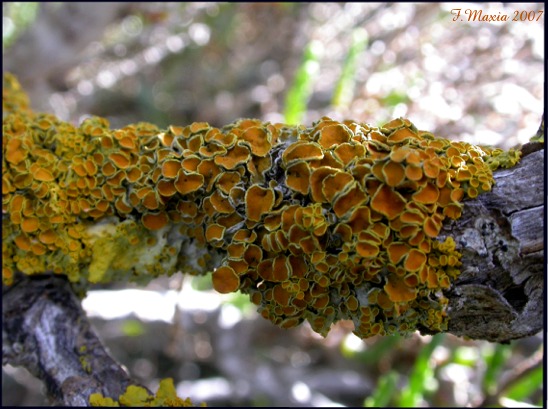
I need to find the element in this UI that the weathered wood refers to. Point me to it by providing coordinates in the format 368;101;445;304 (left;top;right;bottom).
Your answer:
2;275;148;406
443;145;544;342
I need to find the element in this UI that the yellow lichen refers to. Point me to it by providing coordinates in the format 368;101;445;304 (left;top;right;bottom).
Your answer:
3;73;522;339
89;378;205;407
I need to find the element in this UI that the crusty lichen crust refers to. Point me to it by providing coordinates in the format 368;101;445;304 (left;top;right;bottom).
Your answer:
89;378;205;407
2;73;520;338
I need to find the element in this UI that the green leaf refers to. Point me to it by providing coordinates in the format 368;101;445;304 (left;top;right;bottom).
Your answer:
398;334;444;407
452;345;480;367
221;291;254;314
483;343;511;395
342;334;402;364
121;319;145;337
332;28;368;109
503;366;543;403
283;40;322;124
191;272;213;291
3;2;39;50
363;371;399;407
381;91;410;107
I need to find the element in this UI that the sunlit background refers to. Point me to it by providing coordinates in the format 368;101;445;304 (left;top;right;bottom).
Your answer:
2;2;544;407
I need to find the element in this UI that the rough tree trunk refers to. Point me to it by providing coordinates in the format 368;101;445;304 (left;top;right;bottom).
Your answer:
2;144;544;406
443;143;544;342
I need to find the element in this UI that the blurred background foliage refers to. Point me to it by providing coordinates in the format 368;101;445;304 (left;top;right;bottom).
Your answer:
2;2;544;407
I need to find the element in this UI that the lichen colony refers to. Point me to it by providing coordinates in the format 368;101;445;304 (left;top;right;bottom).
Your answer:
2;73;520;339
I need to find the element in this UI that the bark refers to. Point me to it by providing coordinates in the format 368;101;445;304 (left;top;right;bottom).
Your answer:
2;275;149;406
443;143;545;342
2;145;544;405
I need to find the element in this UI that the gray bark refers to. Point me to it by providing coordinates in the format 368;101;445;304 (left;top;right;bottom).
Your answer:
443;143;544;342
2;275;148;406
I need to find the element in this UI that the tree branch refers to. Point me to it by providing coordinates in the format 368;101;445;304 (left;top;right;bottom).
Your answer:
2;275;147;406
2;148;543;406
444;144;544;342
3;68;545;405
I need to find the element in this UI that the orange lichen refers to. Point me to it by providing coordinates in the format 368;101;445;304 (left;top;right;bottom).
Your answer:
142;212;169;230
21;217;40;233
322;171;354;203
3;73;521;339
109;152;131;169
333;185;367;218
282;141;324;165
205;223;225;242
317;124;351;148
157;179;178;197
371;185;406;220
216;172;241;194
387;242;409;264
14;234;31;251
33;167;55;182
285;162;310;195
245;185;274;222
384;274;417;303
310;167;339;202
382;160;406;187
161;160;181;179
241;126;272;156
174;171;204;195
214;144;250;170
212;266;239;294
404;249;427;272
413;183;439;204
